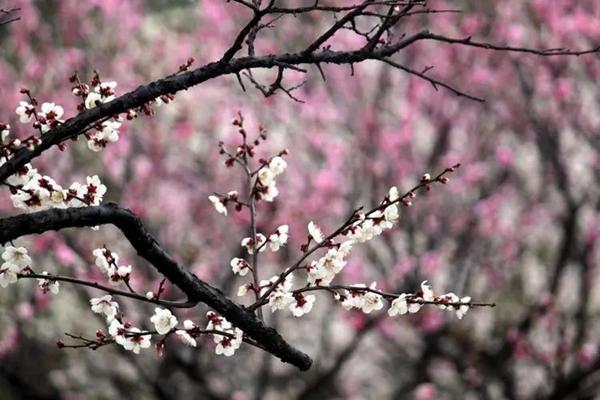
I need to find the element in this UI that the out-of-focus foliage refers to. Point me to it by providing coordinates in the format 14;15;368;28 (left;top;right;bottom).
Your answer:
0;1;598;399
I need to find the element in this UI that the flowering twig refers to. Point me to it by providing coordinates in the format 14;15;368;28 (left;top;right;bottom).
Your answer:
293;284;496;308
0;203;312;370
249;165;459;310
17;272;196;308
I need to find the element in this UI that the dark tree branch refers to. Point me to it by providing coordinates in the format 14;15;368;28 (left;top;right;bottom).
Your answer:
0;26;596;183
0;7;19;25
0;203;312;371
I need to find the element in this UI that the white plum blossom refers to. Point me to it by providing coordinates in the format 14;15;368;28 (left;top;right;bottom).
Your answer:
122;328;151;354
456;296;472;319
337;240;354;258
401;280;435;315
10;174;67;211
347;219;383;243
268;156;287;175
260;181;278;202
84;175;107;205
39;102;64;120
86;120;121;151
268;290;294;312
90;295;119;321
93;248;118;275
85;81;117;109
257;168;274;186
230;257;250;276
96;81;117;101
206;311;232;331
108;319;127;346
108;265;132;285
307;248;347;285
237;283;251;297
438;293;471;319
205;312;243;357
175;330;197;347
3;162;37;187
15;101;35;123
259;274;294;297
208;195;227;215
389;186;400;202
308;221;324;243
437;292;459;311
384;204;399;225
0;124;9;143
0;263;20;288
2;246;32;268
388;294;409;316
289;293;316;317
360;282;384;314
421;280;434;301
183;319;197;331
259;275;295;313
84;92;103;109
215;328;243;357
150;308;178;335
408;300;422;313
268;225;288;251
241;233;267;254
37;272;59;295
340;287;366;311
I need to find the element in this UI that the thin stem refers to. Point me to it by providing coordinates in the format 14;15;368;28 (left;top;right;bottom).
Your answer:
243;137;264;320
294;284;496;308
18;272;197;308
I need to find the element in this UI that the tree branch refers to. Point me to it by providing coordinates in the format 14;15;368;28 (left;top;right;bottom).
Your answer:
0;28;596;184
0;203;313;371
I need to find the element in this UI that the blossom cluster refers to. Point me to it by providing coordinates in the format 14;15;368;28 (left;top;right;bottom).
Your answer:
84;119;121;152
11;79;121;157
208;191;238;216
88;298;240;357
80;80;118;110
0;246;60;294
9;173;107;212
0;246;31;288
255;156;287;202
208;155;288;215
92;248;132;286
16;100;64;133
206;311;243;356
238;224;289;257
208;125;475;331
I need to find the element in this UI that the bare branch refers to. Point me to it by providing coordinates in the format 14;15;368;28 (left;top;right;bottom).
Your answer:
378;57;485;102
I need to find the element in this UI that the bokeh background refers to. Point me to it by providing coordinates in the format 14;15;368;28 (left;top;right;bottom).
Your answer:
0;1;598;399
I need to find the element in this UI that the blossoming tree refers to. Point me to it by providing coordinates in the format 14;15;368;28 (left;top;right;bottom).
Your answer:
0;1;597;398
